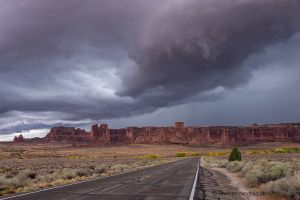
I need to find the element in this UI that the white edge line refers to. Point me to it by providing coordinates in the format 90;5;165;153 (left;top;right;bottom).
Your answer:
0;159;189;200
189;159;200;200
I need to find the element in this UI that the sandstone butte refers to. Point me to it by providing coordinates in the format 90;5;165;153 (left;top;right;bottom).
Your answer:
13;122;300;146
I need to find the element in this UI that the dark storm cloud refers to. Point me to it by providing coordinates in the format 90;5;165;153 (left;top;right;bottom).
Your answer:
0;0;155;123
0;0;300;133
120;0;300;98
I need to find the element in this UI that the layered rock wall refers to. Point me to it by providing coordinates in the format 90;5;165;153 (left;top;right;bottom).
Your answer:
45;126;91;142
44;122;300;145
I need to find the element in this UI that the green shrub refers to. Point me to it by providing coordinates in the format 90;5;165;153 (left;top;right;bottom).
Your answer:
241;161;254;175
19;170;37;179
0;170;35;189
226;161;245;172
61;170;76;180
176;152;186;157
291;159;300;172
245;170;260;186
95;165;107;174
243;160;292;186
0;175;7;188
191;152;201;157
274;147;300;153
207;151;228;156
261;173;300;198
247;149;273;154
216;160;229;168
144;154;158;159
75;169;89;177
244;160;268;186
228;147;241;162
110;164;130;171
267;163;291;181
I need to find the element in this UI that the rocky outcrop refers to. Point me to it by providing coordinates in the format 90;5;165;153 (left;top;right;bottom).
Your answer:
13;134;25;143
45;126;91;142
90;124;111;143
99;124;110;143
91;124;99;139
42;122;300;146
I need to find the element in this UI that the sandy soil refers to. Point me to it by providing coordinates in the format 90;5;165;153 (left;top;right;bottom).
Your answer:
213;168;290;200
0;143;206;196
0;142;298;197
213;168;257;200
201;156;291;200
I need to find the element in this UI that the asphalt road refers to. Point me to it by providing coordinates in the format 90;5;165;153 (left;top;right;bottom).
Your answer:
1;158;199;200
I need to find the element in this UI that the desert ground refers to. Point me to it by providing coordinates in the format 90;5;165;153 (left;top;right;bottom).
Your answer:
0;143;204;196
0;142;299;199
202;142;300;200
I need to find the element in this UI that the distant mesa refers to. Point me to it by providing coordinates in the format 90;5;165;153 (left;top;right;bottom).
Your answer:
175;122;184;129
13;134;44;143
13;134;25;143
12;122;300;146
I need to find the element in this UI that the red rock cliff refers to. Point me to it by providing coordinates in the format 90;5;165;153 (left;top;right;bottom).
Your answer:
45;126;91;142
44;122;300;146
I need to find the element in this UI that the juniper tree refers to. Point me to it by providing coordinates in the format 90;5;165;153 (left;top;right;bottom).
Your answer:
228;147;241;162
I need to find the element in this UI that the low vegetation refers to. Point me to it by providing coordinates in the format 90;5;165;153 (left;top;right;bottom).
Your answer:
1;143;299;197
274;147;300;153
0;144;192;196
246;147;300;155
207;151;229;156
140;154;158;159
0;160;173;196
190;152;201;157
176;152;186;157
203;157;300;199
228;147;241;162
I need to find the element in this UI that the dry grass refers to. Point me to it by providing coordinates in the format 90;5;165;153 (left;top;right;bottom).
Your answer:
261;174;300;198
202;144;300;199
1;142;299;197
0;143;211;196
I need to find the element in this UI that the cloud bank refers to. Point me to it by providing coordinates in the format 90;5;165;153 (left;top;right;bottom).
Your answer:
0;0;300;134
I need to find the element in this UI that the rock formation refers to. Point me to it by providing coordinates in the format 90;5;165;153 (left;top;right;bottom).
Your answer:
45;126;91;142
13;134;25;143
42;122;300;146
90;124;111;143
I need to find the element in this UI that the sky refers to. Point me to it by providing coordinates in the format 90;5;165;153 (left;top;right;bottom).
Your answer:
0;0;300;140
